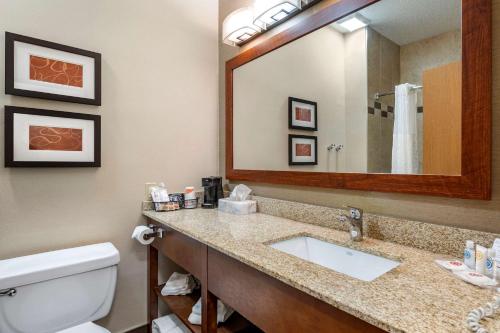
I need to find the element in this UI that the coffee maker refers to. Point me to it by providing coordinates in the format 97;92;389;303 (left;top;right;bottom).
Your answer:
202;176;223;208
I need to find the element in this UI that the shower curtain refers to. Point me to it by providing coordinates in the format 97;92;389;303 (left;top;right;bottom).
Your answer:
391;83;418;174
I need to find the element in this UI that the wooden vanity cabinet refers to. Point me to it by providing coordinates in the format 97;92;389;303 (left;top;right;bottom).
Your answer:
208;248;384;333
151;224;204;279
147;220;384;333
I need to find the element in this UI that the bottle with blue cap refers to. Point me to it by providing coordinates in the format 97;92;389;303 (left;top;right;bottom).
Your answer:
464;240;475;270
485;248;496;279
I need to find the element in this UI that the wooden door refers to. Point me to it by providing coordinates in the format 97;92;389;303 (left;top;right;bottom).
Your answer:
422;61;462;175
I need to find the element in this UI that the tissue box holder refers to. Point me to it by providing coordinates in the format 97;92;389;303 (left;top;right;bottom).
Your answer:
218;198;256;215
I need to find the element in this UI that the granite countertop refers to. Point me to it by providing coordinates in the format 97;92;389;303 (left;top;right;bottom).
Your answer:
143;209;500;333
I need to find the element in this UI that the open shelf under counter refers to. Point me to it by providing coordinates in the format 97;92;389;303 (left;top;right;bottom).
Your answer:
154;285;262;333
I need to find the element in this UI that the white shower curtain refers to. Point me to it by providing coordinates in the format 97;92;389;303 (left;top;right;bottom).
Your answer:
391;83;418;174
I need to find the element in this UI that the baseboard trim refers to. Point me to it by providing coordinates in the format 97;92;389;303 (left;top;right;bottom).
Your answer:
124;324;147;333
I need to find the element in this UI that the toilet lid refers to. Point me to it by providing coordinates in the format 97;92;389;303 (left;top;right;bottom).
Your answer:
0;242;119;289
57;322;110;333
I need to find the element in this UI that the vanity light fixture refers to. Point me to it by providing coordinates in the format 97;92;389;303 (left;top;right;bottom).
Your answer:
222;0;322;47
253;0;302;29
222;7;261;46
337;14;370;32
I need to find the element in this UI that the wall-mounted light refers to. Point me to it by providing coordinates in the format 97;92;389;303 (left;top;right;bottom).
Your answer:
253;0;302;29
222;0;322;47
222;7;261;46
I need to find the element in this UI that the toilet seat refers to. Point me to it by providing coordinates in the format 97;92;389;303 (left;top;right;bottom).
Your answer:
57;322;110;333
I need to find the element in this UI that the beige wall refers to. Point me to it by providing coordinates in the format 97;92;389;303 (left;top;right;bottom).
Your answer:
232;24;368;173
233;27;346;172
400;30;462;86
344;28;368;172
219;0;500;234
0;1;218;332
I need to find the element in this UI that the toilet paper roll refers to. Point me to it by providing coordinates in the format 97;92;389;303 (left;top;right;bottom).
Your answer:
132;226;154;245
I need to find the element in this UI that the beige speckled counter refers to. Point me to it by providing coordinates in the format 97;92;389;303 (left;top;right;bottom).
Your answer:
143;209;500;333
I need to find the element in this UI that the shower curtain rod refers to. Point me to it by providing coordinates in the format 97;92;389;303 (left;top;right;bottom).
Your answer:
374;85;423;100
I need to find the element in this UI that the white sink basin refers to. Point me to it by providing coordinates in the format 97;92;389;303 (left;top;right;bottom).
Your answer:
269;236;399;282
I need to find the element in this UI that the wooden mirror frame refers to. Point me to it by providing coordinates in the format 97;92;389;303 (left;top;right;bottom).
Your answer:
226;0;491;199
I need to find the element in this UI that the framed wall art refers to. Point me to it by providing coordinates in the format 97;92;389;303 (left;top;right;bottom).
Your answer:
4;106;101;167
5;32;101;105
288;97;317;131
288;134;317;166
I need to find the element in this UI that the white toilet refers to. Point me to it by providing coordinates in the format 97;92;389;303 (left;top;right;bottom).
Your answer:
0;242;120;333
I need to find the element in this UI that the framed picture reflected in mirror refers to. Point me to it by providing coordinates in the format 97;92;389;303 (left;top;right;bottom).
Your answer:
289;134;317;165
288;97;317;131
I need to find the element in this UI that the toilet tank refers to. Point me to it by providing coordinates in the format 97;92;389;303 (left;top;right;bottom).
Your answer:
0;243;120;333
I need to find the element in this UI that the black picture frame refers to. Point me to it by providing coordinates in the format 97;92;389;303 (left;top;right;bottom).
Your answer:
288;97;317;131
288;134;318;166
4;106;101;167
5;32;102;106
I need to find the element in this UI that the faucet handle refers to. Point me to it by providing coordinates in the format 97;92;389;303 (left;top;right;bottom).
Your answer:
347;206;363;220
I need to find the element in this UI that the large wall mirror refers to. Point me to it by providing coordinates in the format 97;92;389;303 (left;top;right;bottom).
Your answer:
226;0;491;199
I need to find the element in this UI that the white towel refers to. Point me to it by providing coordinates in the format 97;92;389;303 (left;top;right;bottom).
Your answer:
170;327;190;333
191;297;202;315
164;272;190;289
217;300;234;323
162;280;195;295
152;314;190;333
161;272;196;296
188;298;234;325
187;312;202;325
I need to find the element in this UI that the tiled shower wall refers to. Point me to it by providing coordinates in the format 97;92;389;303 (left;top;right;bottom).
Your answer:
367;28;400;173
366;28;431;174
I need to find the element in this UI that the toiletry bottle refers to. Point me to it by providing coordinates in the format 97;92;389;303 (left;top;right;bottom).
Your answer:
476;245;487;274
464;240;476;270
486;248;496;279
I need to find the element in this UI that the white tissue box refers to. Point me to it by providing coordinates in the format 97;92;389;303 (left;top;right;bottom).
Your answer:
218;198;256;215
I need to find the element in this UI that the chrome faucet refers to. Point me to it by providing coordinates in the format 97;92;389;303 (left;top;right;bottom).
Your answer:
340;206;364;241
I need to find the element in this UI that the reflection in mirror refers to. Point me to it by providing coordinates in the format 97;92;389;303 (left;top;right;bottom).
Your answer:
233;0;462;175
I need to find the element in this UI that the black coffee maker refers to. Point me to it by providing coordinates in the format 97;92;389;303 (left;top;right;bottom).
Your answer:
202;176;223;208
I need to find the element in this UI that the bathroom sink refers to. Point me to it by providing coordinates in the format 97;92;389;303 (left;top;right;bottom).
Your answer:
269;236;399;282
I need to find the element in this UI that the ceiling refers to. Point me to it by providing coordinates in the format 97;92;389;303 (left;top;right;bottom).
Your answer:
357;0;461;45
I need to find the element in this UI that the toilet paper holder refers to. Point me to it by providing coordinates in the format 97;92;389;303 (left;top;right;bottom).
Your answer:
143;224;165;240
